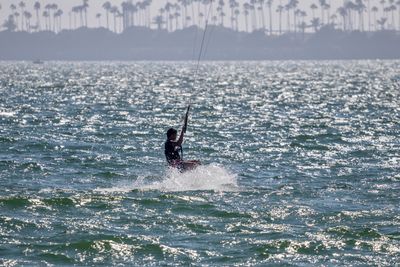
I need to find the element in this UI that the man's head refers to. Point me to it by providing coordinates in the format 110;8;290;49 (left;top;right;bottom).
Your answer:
167;128;177;140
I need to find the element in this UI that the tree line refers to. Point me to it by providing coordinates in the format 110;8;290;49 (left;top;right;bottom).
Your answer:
2;0;400;34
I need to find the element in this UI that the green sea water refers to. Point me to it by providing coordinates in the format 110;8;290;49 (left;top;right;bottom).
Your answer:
0;61;399;266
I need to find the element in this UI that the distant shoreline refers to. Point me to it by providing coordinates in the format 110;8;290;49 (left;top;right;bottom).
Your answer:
1;26;400;61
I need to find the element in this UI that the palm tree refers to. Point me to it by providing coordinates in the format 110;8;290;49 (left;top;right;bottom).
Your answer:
19;1;26;31
323;2;331;25
194;0;202;26
72;5;82;28
117;11;124;32
164;2;172;31
300;10;307;25
186;15;192;27
390;3;397;30
266;0;273;35
285;2;291;33
310;3;318;20
3;15;18;31
173;4;181;30
311;17;321;32
344;1;356;31
385;0;396;30
298;21;307;39
219;8;226;27
34;2;41;31
82;0;89;27
130;3;138;28
169;13;175;30
330;14;337;28
396;0;400;31
229;0;238;30
68;11;72;29
366;0;371;31
14;12;21;31
243;3;250;32
121;1;129;29
144;2;148;26
122;1;132;29
371;6;379;30
10;4;17;13
212;15;218;25
380;0;386;17
355;0;366;31
318;0;326;25
10;4;18;30
197;10;203;27
71;6;80;29
290;0;299;33
159;7;166;29
121;1;130;30
103;2;111;30
294;9;302;33
179;0;190;28
217;0;225;27
138;1;148;27
153;15;165;30
174;9;181;30
250;0;258;30
110;6;119;32
234;8;240;31
54;9;63;32
337;6;347;31
96;13;102;27
276;4;284;34
257;0;266;31
42;10;49;30
144;0;153;28
188;0;195;27
45;4;52;30
24;11;32;32
51;4;59;31
377;17;387;29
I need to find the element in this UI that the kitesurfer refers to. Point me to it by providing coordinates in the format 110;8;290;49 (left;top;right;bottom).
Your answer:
164;106;201;171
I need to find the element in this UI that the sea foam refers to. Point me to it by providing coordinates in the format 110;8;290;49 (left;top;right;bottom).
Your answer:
139;164;238;192
96;164;238;193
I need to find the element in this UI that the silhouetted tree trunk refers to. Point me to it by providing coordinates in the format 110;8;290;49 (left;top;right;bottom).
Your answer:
114;13;117;32
244;11;249;32
286;6;291;32
259;1;266;31
268;1;273;35
19;3;25;31
398;4;400;31
278;7;283;34
367;0;371;31
106;11;109;30
35;7;41;31
69;12;72;29
80;9;84;28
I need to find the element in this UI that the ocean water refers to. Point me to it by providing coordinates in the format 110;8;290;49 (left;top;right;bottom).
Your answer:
0;61;399;266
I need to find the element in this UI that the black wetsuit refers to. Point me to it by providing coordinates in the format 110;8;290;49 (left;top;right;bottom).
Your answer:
164;140;182;166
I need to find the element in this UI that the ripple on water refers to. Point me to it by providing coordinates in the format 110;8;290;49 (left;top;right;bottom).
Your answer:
0;61;399;265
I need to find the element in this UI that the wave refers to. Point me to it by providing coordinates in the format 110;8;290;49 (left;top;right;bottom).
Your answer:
96;164;238;193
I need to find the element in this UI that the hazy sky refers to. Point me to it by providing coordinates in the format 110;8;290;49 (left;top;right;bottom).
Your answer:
0;0;382;31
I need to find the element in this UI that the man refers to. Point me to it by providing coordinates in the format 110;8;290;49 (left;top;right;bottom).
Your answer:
164;106;201;171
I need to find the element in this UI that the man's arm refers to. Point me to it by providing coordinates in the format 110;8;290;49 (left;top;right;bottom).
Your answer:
177;106;190;146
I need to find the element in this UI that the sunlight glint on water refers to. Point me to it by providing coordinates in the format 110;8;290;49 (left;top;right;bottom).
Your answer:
0;61;399;266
